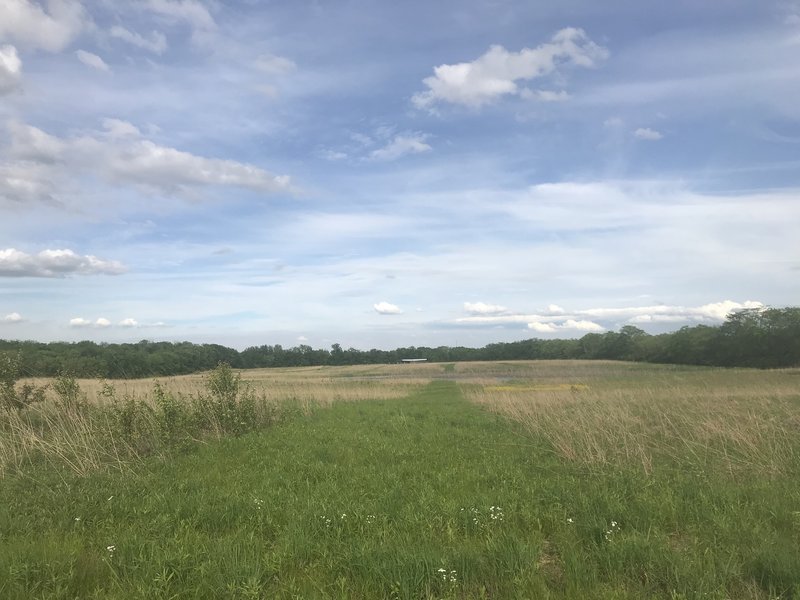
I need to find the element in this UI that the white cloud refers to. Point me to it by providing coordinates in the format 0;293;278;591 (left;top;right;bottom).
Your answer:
374;301;402;315
256;53;296;75
0;45;22;96
0;0;89;52
69;317;91;327
579;300;764;322
76;49;110;72
0;248;126;277
95;317;111;328
634;127;663;141
412;28;607;109
464;301;508;315
8;121;65;162
144;0;215;31
119;318;139;327
109;25;168;55
603;116;624;128
454;300;765;331
528;319;605;333
297;335;308;342
370;134;432;161
1;120;292;202
3;312;23;323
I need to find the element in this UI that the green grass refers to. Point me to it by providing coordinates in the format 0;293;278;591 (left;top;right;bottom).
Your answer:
1;379;799;598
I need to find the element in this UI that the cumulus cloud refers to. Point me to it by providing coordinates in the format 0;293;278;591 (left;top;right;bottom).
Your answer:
0;0;89;52
76;49;110;72
0;45;22;96
69;317;91;327
1;120;292;203
634;127;663;141
374;301;402;315
370;134;432;161
0;248;127;277
144;0;215;31
109;26;167;54
3;312;23;323
412;28;607;109
464;301;508;315
119;318;139;327
95;317;111;328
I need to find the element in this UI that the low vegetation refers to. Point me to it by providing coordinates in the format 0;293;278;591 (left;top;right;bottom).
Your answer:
1;360;798;598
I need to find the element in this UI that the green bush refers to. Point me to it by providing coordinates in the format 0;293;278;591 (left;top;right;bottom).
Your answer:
0;352;46;411
52;371;86;413
194;362;257;436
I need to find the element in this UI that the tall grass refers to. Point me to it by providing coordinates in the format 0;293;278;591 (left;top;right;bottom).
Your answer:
1;363;424;478
464;363;800;477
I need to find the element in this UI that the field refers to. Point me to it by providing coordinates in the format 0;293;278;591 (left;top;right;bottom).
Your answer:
1;360;799;599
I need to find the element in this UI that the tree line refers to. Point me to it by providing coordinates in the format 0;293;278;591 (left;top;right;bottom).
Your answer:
1;307;798;379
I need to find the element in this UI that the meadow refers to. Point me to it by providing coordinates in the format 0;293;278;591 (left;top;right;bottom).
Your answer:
1;360;798;598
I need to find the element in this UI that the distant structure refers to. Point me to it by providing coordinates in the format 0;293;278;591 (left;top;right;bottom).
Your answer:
400;358;428;364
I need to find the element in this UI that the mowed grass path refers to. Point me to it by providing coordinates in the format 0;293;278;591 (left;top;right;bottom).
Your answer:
1;380;798;599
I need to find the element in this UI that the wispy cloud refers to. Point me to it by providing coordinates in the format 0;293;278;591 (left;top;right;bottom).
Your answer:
634;127;663;140
76;49;111;72
109;26;168;55
255;53;296;75
370;134;432;161
143;0;215;31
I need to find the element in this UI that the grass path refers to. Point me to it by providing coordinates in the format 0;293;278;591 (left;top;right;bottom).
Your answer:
1;381;798;599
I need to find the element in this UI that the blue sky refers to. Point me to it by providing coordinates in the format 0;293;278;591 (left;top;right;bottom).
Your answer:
1;0;799;350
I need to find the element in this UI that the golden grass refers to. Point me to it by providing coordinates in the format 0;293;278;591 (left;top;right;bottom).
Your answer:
463;362;800;476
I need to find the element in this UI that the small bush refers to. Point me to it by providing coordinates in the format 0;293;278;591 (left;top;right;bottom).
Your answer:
152;382;192;449
195;362;257;436
52;371;86;413
0;352;47;411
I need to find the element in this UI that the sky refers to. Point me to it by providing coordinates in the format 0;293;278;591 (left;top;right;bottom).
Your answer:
1;0;799;350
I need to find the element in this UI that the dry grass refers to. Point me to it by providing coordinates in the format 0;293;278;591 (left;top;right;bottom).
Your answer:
462;361;800;476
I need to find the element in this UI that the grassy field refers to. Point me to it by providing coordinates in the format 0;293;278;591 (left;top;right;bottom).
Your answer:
1;361;799;598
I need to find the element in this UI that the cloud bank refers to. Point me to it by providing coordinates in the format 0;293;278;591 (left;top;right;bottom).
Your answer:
0;248;126;277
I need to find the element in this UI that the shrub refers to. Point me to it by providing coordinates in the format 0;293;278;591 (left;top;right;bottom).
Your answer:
195;362;257;436
0;352;47;411
52;371;86;413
